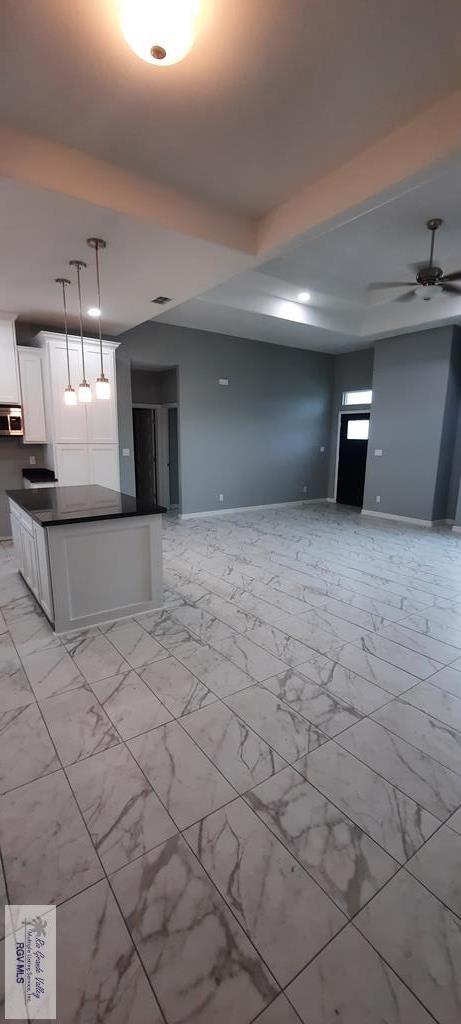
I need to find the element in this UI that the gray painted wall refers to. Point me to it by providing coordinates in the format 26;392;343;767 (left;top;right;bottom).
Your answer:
328;347;374;498
116;350;136;496
363;326;455;521
131;368;177;406
117;322;333;514
0;439;47;537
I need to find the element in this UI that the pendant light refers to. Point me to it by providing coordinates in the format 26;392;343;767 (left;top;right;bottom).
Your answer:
69;259;92;403
87;237;111;400
56;277;76;405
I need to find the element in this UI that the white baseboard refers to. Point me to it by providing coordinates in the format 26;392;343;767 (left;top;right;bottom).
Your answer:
179;498;329;520
361;509;451;528
0;535;12;542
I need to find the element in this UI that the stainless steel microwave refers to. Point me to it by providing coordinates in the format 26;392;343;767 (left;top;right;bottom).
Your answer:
0;406;23;436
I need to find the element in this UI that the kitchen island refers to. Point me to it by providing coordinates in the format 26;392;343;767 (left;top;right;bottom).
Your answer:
7;485;166;634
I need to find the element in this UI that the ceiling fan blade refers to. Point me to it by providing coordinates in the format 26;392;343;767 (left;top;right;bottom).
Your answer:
441;283;461;296
441;270;461;283
367;281;415;291
395;290;416;302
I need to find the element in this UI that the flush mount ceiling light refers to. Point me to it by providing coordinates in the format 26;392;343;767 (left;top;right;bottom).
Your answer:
56;277;77;406
87;238;111;400
297;291;311;303
119;0;201;67
87;306;101;318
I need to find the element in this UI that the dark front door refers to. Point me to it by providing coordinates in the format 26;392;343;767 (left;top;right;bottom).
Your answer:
336;412;370;507
133;407;157;503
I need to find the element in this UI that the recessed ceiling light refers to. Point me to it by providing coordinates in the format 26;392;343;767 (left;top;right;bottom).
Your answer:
87;306;101;318
297;291;311;303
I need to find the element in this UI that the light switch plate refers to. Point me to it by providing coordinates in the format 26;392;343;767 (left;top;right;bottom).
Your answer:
320;446;325;453
122;448;130;457
218;378;229;386
29;455;36;465
374;449;383;456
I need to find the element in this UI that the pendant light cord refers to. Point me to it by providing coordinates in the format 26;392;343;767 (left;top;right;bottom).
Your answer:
61;280;71;388
75;263;87;382
94;242;104;378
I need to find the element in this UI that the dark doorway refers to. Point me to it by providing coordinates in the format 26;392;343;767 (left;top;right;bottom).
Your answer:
168;407;179;507
336;412;370;507
133;407;157;504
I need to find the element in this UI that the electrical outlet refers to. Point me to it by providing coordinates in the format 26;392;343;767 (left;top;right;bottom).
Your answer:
29;455;36;466
218;379;229;386
376;495;381;503
374;449;383;457
218;493;224;502
122;448;130;457
303;485;308;494
320;446;325;453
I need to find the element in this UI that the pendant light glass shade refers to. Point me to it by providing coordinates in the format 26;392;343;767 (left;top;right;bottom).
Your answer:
87;237;111;400
69;259;92;404
119;0;200;67
64;385;77;406
78;382;92;403
95;375;111;399
56;277;76;406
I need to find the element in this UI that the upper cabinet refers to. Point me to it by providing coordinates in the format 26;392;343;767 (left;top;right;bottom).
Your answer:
84;346;118;443
0;315;20;405
38;332;119;445
17;347;47;444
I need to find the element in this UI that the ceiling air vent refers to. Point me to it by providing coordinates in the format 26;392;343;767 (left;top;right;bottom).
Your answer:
151;296;172;305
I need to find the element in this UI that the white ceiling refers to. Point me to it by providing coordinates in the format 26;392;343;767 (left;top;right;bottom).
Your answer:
0;180;254;334
1;0;461;351
158;160;461;351
2;0;461;215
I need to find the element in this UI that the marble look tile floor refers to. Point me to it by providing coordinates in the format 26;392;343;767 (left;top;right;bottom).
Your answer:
1;502;461;1022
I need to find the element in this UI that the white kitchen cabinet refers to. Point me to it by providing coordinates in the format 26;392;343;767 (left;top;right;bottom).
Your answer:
34;522;54;620
0;315;20;404
17;347;47;443
9;500;54;621
85;347;118;443
89;444;120;491
36;331;120;488
55;444;90;487
47;338;87;443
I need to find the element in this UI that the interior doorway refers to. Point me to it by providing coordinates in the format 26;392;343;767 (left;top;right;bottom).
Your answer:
133;407;157;504
336;412;370;507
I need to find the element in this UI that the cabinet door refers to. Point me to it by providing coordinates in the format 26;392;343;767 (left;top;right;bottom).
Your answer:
84;346;118;443
49;341;87;443
0;318;20;404
18;348;47;443
89;444;120;491
10;510;25;574
34;523;54;621
22;525;39;598
55;444;90;486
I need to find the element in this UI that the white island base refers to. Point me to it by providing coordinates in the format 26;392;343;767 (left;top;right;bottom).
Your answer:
47;514;163;634
8;490;164;634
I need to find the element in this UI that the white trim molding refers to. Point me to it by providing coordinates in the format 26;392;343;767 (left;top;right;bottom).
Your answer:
452;525;461;534
361;509;452;528
180;498;329;520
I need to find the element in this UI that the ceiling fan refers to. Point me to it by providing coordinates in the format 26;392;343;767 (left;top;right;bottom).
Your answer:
369;218;461;302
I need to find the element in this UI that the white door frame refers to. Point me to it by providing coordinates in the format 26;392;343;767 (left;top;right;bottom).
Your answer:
333;407;371;501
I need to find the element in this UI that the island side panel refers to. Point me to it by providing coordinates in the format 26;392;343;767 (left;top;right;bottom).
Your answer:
46;513;163;633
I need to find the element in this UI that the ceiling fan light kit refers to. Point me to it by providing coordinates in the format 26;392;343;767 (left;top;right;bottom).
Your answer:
369;218;461;302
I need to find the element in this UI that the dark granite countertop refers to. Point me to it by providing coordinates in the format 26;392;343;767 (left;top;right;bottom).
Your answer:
7;485;166;527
